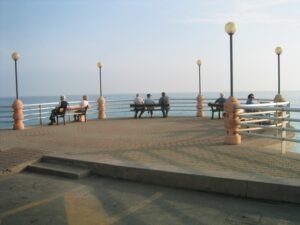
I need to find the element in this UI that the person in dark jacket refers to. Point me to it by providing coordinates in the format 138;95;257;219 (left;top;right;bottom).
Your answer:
48;96;69;125
159;92;170;118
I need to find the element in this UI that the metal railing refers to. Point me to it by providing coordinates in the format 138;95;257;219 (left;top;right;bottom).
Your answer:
0;97;218;129
236;101;297;153
1;97;299;153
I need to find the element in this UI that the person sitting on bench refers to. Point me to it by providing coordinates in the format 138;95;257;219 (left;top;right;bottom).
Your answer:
144;93;155;117
215;93;226;105
73;95;89;121
48;95;69;125
133;93;145;118
159;92;170;118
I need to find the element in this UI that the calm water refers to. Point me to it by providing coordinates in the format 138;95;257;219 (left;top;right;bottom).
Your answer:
1;91;300;152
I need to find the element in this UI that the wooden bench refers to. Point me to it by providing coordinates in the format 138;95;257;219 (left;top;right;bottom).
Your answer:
55;107;67;125
208;103;224;119
68;105;89;122
129;104;169;117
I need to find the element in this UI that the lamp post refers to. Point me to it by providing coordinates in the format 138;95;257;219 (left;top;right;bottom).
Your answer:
196;59;202;95
225;22;236;97
97;62;103;96
274;47;285;102
275;47;282;95
196;59;204;117
12;52;20;99
97;61;106;119
11;52;24;130
223;22;241;145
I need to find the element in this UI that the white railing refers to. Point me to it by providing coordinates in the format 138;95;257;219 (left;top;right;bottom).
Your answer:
0;97;219;129
1;97;300;153
236;101;298;153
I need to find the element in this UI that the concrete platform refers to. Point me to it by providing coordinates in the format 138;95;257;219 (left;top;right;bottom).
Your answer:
28;153;300;204
1;117;300;204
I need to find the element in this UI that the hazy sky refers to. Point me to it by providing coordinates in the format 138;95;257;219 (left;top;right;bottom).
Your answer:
1;0;300;97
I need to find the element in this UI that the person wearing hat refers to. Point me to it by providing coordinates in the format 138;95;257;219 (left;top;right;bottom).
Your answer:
144;93;155;117
246;93;259;112
246;93;256;104
48;95;69;125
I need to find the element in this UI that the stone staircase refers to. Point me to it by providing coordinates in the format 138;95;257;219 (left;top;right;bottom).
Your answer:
27;156;91;179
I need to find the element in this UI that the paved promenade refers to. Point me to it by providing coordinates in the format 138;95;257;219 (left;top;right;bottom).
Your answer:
0;116;299;180
1;117;300;224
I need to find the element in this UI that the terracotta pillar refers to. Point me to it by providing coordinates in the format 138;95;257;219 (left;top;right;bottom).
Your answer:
196;94;205;117
224;96;241;145
12;99;24;130
98;96;106;119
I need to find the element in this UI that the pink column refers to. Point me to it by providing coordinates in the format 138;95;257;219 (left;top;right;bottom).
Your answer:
196;94;205;117
98;96;106;119
12;99;24;130
224;96;241;144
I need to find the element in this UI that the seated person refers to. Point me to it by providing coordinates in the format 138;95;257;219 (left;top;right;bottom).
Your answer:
144;93;155;117
214;93;226;110
48;96;69;125
215;93;226;105
133;94;145;118
74;95;89;121
159;92;170;118
208;93;226;112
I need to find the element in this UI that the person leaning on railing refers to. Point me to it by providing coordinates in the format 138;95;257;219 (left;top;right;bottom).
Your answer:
48;96;69;125
246;93;259;112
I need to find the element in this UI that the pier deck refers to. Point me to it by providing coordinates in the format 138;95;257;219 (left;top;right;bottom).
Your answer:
0;117;300;203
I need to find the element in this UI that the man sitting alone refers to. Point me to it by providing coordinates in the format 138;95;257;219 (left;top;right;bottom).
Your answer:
48;96;69;125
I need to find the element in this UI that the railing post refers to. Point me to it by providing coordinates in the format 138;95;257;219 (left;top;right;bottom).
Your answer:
12;99;24;130
281;111;287;154
224;96;241;144
39;104;43;125
274;94;286;150
98;96;106;119
196;94;205;117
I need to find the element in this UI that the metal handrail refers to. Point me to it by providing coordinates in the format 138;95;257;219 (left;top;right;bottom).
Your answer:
236;101;297;153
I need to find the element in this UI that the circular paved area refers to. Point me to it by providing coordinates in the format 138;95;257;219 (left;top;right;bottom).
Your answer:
0;117;300;179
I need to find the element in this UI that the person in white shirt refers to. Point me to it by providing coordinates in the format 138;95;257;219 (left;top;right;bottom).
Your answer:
74;95;89;121
133;94;145;118
144;93;155;117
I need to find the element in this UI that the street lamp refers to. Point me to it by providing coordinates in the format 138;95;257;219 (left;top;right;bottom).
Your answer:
97;62;103;96
12;52;20;99
224;22;241;145
275;47;283;95
11;52;24;130
196;59;202;95
225;22;236;97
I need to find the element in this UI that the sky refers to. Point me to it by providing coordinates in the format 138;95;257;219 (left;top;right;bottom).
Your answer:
1;0;300;98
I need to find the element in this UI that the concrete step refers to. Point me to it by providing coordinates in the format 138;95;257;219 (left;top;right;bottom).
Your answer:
27;161;91;179
29;154;300;204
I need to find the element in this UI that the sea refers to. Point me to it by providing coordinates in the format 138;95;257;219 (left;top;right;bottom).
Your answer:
1;91;300;153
